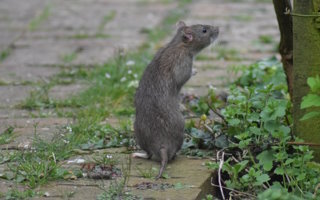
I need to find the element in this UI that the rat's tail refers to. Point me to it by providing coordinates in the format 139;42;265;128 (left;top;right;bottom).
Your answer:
156;148;168;180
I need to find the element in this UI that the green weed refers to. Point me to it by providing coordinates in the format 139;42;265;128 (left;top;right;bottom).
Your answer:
98;11;116;34
70;33;110;39
0;48;11;62
4;189;38;200
0;126;15;145
196;54;213;61
29;5;51;31
232;14;253;22
215;47;241;61
97;179;139;200
61;52;77;63
136;165;157;178
259;35;274;44
188;58;320;198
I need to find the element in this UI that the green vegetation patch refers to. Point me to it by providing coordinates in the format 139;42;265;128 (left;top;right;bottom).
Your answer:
183;57;320;199
0;48;11;62
29;5;51;31
0;127;15;145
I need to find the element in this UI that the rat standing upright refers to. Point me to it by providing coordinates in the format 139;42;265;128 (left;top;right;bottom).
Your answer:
134;21;219;179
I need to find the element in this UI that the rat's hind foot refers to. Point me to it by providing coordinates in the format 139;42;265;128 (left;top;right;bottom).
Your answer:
132;152;152;159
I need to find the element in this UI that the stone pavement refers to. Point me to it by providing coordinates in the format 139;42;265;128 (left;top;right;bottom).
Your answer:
0;0;279;199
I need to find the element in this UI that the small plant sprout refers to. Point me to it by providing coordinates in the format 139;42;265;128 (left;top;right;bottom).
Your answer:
93;153;119;166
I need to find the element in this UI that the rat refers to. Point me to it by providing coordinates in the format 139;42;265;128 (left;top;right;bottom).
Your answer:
133;21;219;179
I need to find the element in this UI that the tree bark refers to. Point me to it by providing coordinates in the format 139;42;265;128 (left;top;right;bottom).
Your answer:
293;0;320;161
273;0;294;99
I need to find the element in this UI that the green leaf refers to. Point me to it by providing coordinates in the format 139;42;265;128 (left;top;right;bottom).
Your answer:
229;118;240;126
300;111;320;121
174;182;185;190
249;126;261;136
214;134;229;148
278;125;290;135
264;120;281;132
301;94;320;109
256;174;270;184
257;150;274;171
296;173;306;181
3;171;15;180
162;173;170;179
284;158;294;165
307;75;320;93
16;175;26;183
233;160;249;174
274;167;284;175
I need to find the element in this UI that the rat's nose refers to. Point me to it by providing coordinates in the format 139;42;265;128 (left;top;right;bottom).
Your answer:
210;26;219;43
212;26;219;35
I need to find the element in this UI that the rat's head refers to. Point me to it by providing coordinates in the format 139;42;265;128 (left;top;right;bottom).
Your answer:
176;21;219;55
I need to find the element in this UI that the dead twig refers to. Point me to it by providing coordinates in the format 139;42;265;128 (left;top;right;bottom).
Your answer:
217;151;226;200
207;102;228;126
287;141;320;147
210;180;256;198
184;115;199;119
204;124;214;134
313;183;320;198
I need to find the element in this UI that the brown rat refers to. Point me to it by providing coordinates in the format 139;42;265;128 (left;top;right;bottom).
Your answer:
134;21;219;179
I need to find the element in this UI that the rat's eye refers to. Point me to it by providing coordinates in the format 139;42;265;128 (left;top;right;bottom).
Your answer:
202;27;207;33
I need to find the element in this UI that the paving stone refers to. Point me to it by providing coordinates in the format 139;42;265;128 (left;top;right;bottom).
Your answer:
0;86;33;108
0;117;71;129
0;0;50;52
3;0;174;66
37;180;109;200
2;40;76;66
128;156;216;200
49;83;88;100
0;109;30;119
0;117;72;148
0;64;60;84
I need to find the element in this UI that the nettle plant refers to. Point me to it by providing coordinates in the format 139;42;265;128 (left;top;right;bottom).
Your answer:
300;75;320;121
191;58;320;199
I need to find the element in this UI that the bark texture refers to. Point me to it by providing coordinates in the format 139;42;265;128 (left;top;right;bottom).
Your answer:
273;0;294;99
293;0;320;160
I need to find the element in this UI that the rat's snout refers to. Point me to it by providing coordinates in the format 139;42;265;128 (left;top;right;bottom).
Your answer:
210;26;219;42
210;26;219;36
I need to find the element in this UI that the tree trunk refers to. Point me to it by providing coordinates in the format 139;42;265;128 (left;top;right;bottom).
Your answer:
293;0;320;161
273;0;293;99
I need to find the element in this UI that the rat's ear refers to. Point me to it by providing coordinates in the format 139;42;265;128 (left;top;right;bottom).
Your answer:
182;29;193;42
176;21;186;30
